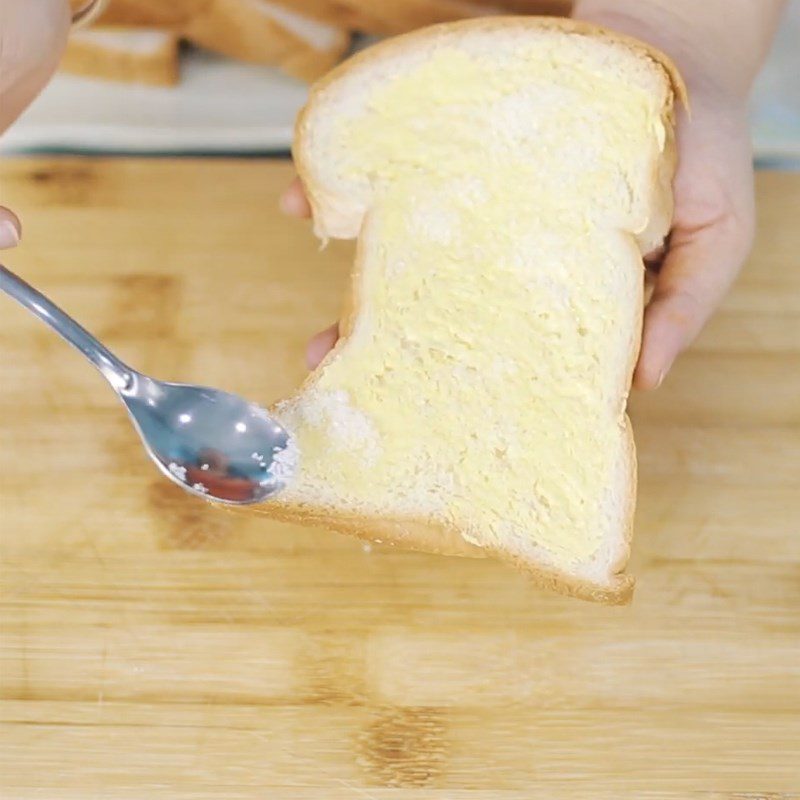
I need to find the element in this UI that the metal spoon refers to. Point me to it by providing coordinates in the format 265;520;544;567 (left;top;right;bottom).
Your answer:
0;263;295;505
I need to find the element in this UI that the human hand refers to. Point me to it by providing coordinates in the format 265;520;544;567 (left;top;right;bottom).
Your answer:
0;0;71;251
633;87;754;390
278;181;339;368
280;0;782;388
573;0;781;389
278;83;755;390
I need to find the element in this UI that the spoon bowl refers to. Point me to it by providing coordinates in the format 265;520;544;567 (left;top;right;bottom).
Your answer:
124;375;294;504
0;264;295;505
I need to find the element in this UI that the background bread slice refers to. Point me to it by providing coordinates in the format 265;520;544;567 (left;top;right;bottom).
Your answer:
90;0;574;82
260;0;573;35
496;0;572;13
253;18;682;603
60;27;180;86
255;0;505;35
97;0;201;27
182;0;351;81
99;0;351;81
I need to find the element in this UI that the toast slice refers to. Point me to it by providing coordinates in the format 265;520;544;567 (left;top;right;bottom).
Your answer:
60;27;180;86
99;0;350;81
260;18;684;603
496;0;573;14
265;0;572;35
97;0;201;27
183;0;351;81
262;0;504;35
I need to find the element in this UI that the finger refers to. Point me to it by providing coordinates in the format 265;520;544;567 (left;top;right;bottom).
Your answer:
0;2;70;135
0;207;22;249
643;260;660;306
306;322;339;369
279;176;312;219
634;214;753;390
643;242;666;271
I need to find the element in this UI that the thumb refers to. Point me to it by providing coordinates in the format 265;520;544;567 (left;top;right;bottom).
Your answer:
306;322;339;369
0;207;22;249
635;212;753;390
279;176;311;219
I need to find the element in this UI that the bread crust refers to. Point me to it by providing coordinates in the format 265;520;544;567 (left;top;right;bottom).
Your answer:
183;0;351;81
251;0;502;35
254;1;575;36
60;27;180;86
255;17;682;604
99;0;351;81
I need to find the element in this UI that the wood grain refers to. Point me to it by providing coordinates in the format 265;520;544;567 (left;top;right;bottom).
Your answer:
0;159;798;797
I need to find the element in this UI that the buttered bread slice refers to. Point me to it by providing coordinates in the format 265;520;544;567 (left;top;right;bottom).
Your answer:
259;18;684;603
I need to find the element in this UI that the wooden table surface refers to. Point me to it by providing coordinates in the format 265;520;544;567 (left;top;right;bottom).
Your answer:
0;159;798;798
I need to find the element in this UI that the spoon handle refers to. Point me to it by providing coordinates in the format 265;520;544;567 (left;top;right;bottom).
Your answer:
0;263;133;391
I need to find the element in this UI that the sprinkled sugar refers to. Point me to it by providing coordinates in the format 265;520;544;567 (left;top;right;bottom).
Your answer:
168;462;187;481
267;436;299;482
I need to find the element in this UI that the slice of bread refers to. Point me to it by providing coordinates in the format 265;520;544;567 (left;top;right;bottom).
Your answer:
97;0;201;27
265;0;572;35
496;0;573;14
60;27;180;86
99;0;351;81
261;0;504;35
183;0;351;81
259;18;684;603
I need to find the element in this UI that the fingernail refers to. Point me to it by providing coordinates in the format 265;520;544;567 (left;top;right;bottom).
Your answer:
654;369;666;389
0;219;20;248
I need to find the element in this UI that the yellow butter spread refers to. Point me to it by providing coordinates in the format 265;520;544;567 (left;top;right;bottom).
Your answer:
280;40;669;564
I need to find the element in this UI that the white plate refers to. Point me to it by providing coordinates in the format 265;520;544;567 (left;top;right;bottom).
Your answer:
1;48;308;154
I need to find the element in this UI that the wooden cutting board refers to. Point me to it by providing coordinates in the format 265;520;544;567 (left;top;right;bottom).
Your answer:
0;158;798;798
